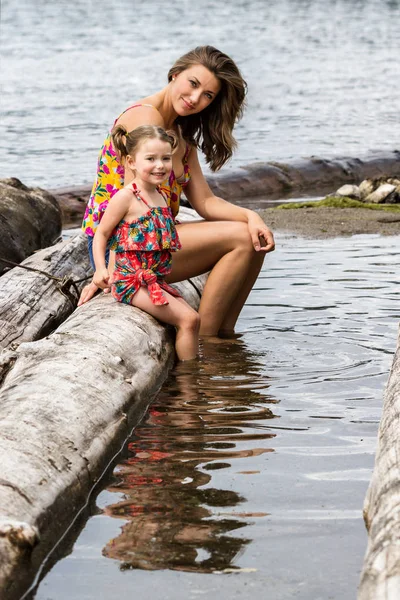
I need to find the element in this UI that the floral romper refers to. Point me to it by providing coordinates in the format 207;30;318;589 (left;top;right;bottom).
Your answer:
109;183;182;306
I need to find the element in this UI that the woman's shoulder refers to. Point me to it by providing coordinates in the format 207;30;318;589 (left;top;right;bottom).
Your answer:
116;98;165;130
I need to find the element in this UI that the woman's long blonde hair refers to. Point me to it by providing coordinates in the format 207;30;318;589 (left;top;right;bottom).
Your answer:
168;46;247;171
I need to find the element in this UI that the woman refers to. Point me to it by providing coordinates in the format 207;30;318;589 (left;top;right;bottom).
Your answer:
79;45;275;337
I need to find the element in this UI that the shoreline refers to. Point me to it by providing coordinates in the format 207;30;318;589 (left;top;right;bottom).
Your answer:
49;151;400;227
261;206;400;239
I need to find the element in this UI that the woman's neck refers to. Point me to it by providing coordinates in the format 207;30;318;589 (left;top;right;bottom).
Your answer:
151;84;179;129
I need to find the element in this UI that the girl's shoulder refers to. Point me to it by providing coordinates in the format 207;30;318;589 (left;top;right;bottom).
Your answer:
109;185;134;206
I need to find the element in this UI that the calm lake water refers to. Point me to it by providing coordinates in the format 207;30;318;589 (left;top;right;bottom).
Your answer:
26;232;399;600
1;0;399;189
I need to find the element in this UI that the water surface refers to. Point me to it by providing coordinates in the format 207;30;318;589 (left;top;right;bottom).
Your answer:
1;0;399;188
32;233;399;600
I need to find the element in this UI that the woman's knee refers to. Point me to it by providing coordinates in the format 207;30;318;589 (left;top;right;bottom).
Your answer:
229;221;259;255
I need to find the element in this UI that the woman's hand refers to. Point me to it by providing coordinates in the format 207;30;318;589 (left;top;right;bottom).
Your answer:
247;212;275;253
93;268;110;290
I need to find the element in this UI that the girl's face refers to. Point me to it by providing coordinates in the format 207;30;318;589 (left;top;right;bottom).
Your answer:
127;138;173;186
171;64;221;116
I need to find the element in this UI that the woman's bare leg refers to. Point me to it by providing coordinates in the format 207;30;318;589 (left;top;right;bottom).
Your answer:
167;221;266;336
217;251;265;335
78;222;268;334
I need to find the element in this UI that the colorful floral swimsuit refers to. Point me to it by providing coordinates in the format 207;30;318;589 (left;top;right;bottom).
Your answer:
109;183;182;306
82;104;191;237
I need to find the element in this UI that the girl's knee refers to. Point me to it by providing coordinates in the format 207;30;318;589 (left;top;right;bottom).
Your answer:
180;309;201;333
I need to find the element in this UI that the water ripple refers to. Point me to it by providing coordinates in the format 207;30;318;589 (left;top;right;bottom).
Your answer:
34;239;398;597
1;0;399;186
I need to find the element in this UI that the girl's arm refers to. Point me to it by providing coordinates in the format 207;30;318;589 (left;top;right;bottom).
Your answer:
93;190;131;288
184;148;275;253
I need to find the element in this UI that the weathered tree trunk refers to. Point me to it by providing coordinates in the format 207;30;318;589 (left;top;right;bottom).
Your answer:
52;151;400;223
206;151;400;200
0;205;207;599
358;327;400;599
0;272;206;600
0;233;91;351
0;178;62;275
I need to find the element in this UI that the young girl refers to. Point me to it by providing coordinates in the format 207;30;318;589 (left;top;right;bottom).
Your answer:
93;125;200;361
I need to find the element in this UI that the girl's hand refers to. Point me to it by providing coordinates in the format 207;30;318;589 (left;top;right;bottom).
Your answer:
78;280;99;306
247;213;275;253
77;279;111;306
93;268;110;290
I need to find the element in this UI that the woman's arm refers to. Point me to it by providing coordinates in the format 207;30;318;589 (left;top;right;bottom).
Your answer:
184;148;275;252
92;190;130;288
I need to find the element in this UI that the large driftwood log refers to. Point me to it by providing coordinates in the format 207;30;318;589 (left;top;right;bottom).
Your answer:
359;327;400;599
0;234;91;351
0;178;62;275
207;151;400;201
52;151;400;223
0;275;206;600
0;207;207;599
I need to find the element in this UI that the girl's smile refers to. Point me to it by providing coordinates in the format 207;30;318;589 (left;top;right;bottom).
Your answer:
126;138;173;188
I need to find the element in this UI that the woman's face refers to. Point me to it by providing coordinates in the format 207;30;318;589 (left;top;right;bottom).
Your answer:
171;64;221;116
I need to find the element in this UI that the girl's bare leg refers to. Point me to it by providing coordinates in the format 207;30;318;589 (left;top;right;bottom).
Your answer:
78;222;267;335
130;288;200;361
167;220;266;336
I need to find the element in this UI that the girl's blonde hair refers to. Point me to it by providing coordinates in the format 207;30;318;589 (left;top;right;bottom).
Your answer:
111;124;177;163
168;45;247;171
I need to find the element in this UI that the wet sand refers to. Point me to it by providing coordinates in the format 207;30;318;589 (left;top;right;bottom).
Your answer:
261;207;400;239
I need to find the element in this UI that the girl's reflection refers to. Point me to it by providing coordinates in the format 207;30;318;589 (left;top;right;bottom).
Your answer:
102;337;277;572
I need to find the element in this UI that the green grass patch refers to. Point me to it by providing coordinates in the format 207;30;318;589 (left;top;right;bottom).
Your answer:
276;196;400;212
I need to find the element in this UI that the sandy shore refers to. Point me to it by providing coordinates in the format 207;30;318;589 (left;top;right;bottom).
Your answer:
261;206;400;239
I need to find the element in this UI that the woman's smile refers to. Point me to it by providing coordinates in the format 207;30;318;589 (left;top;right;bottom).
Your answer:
181;97;195;110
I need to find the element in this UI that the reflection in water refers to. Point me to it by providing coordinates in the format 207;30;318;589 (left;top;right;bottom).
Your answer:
102;338;277;573
33;234;399;600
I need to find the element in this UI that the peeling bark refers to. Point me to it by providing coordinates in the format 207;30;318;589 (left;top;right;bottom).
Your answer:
0;233;91;350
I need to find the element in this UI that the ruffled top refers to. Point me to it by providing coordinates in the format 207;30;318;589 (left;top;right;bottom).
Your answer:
109;184;182;254
81;103;191;236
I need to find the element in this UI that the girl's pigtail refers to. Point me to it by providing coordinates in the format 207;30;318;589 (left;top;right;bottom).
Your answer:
111;125;129;162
